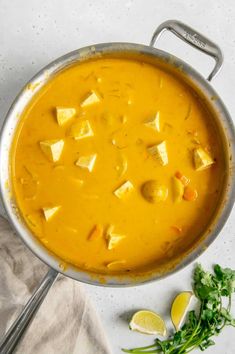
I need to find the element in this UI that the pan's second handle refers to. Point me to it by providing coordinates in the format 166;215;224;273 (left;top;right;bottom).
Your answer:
150;20;223;81
0;268;58;354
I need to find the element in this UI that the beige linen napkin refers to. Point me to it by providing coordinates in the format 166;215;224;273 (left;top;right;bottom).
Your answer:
0;216;113;354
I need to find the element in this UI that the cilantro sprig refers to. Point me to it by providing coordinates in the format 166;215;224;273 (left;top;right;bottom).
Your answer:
123;264;235;353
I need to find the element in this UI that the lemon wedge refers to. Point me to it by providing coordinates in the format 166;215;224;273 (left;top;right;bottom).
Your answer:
171;291;193;330
129;310;167;336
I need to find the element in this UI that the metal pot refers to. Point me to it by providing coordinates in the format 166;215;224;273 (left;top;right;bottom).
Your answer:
0;20;234;352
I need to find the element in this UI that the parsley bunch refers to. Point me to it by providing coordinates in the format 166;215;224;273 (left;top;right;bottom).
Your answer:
123;264;235;353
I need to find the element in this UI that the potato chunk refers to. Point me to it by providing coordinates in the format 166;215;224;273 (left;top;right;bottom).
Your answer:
75;154;97;172
113;181;134;199
56;107;76;126
193;148;214;171
106;225;126;250
147;141;168;166
80;91;100;107
144;112;160;132
69;120;94;140
42;206;61;221
40;139;64;162
141;180;168;203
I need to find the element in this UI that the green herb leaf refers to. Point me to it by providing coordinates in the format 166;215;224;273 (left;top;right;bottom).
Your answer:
122;264;235;354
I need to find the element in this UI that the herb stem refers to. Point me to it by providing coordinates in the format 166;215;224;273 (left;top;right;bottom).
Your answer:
177;302;203;354
122;343;161;353
123;264;235;354
122;343;157;351
122;350;161;354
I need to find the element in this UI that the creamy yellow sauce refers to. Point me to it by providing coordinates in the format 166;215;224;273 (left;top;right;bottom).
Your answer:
11;56;225;274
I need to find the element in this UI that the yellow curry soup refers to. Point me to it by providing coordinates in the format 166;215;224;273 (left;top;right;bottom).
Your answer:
11;57;225;274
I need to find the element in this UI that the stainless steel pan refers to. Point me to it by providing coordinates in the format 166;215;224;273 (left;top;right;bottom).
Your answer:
0;20;234;353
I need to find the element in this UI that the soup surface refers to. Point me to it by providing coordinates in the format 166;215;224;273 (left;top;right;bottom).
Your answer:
11;56;225;274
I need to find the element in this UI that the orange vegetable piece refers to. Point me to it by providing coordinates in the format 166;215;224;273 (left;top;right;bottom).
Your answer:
88;224;103;240
175;171;190;186
183;186;198;201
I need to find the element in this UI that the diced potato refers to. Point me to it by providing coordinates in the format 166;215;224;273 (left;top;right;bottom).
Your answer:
172;176;184;203
113;180;133;199
144;112;160;132
42;206;61;221
141;180;168;203
69;120;94;140
107;234;125;250
107;260;126;269
40;139;64;162
75;154;97;172
193;148;214;171
88;224;103;240
80;90;100;107
106;225;126;250
147;141;168;166
56;107;76;126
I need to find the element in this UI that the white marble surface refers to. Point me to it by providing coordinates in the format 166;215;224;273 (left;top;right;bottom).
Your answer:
0;0;235;353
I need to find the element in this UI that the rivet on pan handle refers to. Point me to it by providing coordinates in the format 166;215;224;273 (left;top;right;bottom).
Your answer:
150;20;223;81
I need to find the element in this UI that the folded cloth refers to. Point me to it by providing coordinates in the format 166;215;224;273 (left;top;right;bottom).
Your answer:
0;216;112;354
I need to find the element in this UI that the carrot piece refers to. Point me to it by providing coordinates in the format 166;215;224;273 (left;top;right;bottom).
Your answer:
175;171;190;186
88;224;103;240
183;186;198;201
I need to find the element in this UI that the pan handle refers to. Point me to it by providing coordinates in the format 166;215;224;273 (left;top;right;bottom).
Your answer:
0;199;8;221
150;19;223;81
0;268;58;354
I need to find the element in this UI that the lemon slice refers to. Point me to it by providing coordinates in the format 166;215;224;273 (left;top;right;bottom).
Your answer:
129;310;167;336
171;291;193;330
